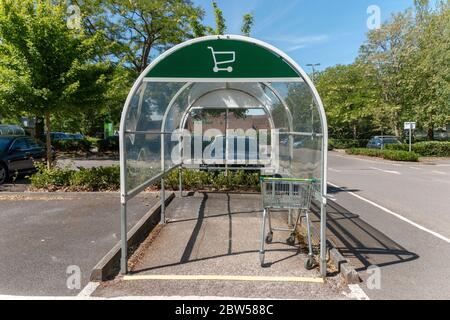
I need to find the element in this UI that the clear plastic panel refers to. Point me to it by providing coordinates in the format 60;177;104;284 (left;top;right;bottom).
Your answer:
123;80;324;194
125;132;161;192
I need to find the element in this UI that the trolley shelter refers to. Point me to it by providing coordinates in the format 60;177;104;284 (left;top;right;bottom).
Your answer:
119;35;329;277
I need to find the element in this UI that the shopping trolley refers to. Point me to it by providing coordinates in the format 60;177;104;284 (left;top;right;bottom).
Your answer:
259;176;316;270
207;47;235;73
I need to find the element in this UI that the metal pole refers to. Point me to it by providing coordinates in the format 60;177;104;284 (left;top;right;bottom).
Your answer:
120;202;127;274
179;166;183;197
409;126;412;153
320;125;328;278
320;201;327;277
225;108;229;177
160;176;166;224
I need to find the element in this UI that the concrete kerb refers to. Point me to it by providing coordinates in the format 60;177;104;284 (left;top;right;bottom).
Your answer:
90;192;175;282
296;211;361;284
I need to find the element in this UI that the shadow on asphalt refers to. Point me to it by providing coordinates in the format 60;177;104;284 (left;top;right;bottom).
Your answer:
311;193;419;273
0;177;30;192
328;185;360;195
131;192;303;274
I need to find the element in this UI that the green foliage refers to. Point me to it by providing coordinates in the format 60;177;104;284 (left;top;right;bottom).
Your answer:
386;141;450;157
316;63;378;140
212;1;226;35
52;139;93;153
70;166;120;191
30;163;75;189
241;14;254;37
30;165;261;192
97;137;119;153
30;163;120;191
329;138;369;150
319;1;449;140
0;0;113;166
346;148;419;162
165;169;261;191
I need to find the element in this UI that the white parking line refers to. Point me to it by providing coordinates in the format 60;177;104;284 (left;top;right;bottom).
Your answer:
329;168;343;173
432;171;447;175
77;281;100;298
369;167;401;175
329;182;450;245
343;284;370;300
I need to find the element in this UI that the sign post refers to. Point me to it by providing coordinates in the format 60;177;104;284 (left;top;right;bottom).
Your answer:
404;122;416;152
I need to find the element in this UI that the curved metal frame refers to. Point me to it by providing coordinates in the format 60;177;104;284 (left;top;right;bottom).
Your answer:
119;35;328;277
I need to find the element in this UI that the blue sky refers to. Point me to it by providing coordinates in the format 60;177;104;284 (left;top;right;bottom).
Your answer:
192;0;419;72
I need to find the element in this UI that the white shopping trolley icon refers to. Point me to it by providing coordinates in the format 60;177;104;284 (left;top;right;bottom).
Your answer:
207;47;235;73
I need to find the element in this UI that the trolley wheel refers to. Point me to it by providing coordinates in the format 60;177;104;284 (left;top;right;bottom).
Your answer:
286;233;296;246
304;256;315;270
265;232;273;244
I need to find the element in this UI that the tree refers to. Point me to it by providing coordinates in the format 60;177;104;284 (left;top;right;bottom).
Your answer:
0;0;112;167
212;1;226;35
76;0;205;74
241;14;255;37
358;11;415;137
316;64;379;139
406;0;450;139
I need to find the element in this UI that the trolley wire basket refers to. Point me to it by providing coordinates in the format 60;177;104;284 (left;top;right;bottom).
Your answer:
261;177;315;210
259;177;317;269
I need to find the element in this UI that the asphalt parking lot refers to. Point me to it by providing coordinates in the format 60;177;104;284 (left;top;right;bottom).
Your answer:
0;192;158;297
93;193;348;300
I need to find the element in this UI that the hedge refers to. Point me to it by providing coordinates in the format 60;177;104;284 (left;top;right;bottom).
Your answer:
30;164;120;191
97;137;119;153
346;148;419;162
329;139;369;150
30;164;261;192
386;141;450;157
52;139;92;153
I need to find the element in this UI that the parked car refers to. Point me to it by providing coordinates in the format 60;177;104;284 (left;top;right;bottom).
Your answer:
66;133;85;140
367;136;402;149
40;132;71;142
0;125;25;136
0;136;50;184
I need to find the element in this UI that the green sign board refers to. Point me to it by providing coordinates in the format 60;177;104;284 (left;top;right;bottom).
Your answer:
104;121;113;138
145;39;300;80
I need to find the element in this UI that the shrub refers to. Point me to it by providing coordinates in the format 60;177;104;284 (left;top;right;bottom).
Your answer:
329;139;369;149
97;137;119;153
70;166;120;191
386;141;450;157
164;169;260;191
411;141;450;157
30;163;74;189
346;148;419;162
30;165;261;192
52;139;92;153
30;164;120;191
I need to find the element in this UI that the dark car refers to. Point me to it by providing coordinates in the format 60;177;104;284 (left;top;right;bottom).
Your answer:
66;133;85;140
0;136;48;184
367;136;402;149
40;132;71;142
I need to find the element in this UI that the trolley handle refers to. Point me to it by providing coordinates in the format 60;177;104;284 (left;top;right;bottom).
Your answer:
260;177;318;183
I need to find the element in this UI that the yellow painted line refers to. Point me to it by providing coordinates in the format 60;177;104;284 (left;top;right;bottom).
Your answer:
123;274;324;284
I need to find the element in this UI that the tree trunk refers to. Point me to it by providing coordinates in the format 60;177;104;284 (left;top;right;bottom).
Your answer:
44;112;52;169
35;115;45;138
427;127;434;141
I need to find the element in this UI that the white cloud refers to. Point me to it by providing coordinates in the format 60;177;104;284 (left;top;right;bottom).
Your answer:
264;34;330;52
252;0;301;34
